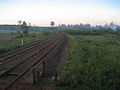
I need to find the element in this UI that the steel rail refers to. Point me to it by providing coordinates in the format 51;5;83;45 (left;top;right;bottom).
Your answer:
2;35;62;90
0;37;57;77
0;35;57;61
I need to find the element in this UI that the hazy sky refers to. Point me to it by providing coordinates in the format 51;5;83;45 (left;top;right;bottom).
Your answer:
0;0;120;26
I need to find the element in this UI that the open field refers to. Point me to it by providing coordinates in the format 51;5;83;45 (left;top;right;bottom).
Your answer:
1;29;120;90
57;31;120;90
0;30;55;54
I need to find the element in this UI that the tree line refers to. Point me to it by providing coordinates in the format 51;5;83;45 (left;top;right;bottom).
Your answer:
58;22;120;32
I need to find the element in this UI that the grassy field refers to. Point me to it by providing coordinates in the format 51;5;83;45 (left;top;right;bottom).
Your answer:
57;31;120;90
1;30;120;90
0;30;55;54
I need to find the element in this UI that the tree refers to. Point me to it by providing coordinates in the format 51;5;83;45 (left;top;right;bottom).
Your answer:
17;20;22;34
50;21;55;27
18;20;22;25
29;22;31;26
21;21;28;35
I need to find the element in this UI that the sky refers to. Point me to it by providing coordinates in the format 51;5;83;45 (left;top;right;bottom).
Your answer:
0;0;120;26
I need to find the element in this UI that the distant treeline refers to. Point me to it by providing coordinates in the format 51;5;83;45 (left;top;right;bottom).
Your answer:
58;22;120;31
0;25;51;31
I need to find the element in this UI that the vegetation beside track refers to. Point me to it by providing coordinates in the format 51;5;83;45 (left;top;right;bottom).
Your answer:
57;30;120;90
0;30;55;54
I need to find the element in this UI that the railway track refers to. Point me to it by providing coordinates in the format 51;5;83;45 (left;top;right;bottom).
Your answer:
0;35;58;76
0;34;65;90
0;35;57;62
0;37;57;76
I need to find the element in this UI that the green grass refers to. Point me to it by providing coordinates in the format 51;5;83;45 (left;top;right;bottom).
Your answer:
0;30;55;54
57;32;120;90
